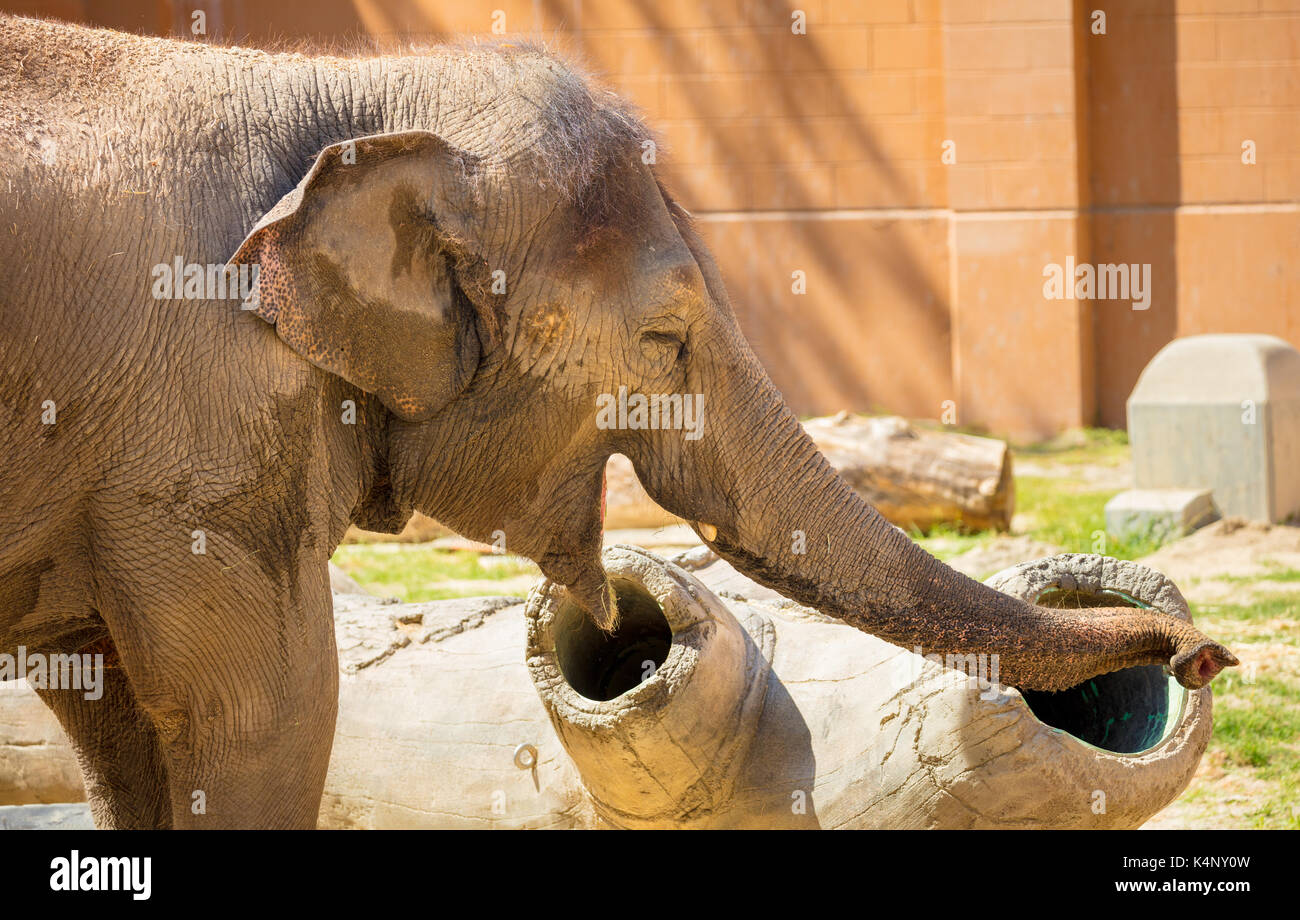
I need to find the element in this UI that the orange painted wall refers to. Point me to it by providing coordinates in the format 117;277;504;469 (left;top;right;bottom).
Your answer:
6;0;1297;438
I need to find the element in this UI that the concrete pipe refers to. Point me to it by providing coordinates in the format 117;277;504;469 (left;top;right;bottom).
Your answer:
526;546;1211;828
0;548;1209;828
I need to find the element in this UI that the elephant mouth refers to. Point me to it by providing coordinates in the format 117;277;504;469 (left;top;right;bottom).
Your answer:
1016;587;1187;755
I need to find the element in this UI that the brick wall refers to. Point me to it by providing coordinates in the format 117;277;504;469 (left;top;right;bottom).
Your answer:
8;0;1297;438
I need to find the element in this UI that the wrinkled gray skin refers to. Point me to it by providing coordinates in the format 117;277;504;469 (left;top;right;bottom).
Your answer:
0;17;1237;829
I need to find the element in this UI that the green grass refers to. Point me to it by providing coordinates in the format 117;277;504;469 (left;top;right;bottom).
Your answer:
914;467;1170;566
906;522;987;563
1177;586;1300;829
911;427;1174;564
1198;593;1300;642
1014;475;1173;559
1220;561;1300;584
1208;674;1300;764
330;544;539;602
1011;426;1131;465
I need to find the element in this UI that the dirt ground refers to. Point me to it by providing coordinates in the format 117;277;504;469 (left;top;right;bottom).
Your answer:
944;535;1066;579
1138;518;1300;600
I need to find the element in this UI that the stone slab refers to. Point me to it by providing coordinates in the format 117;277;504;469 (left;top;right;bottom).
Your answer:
0;803;94;830
1105;488;1219;540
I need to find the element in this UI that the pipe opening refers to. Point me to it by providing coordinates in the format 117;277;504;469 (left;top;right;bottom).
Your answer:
554;578;673;701
1018;588;1182;755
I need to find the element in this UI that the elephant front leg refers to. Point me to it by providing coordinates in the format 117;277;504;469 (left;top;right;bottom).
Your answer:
36;641;172;830
101;555;339;829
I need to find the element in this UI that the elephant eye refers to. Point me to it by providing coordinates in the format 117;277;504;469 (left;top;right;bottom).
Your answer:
640;329;686;363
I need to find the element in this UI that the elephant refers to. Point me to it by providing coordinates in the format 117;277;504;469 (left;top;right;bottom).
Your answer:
0;15;1237;829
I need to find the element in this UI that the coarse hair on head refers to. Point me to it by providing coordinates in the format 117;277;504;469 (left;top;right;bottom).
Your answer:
173;26;664;242
446;35;659;246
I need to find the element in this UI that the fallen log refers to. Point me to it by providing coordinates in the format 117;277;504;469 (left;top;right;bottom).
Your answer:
602;414;1013;533
802;413;1013;533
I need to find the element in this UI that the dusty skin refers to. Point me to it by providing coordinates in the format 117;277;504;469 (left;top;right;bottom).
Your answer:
0;16;1237;829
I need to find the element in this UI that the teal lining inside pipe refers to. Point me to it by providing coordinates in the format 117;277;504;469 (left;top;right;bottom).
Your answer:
1018;587;1186;755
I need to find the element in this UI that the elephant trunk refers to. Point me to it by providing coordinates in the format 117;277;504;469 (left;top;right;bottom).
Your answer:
625;328;1236;693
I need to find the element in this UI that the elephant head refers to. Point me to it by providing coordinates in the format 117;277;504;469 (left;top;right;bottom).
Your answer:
228;47;1236;692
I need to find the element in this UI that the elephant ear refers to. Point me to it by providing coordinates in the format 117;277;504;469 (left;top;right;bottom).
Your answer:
228;131;491;421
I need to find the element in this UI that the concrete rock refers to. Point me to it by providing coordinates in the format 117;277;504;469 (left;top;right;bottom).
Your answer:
0;803;94;830
0;680;86;806
526;547;1211;828
2;552;1211;829
1128;334;1300;523
1104;487;1219;540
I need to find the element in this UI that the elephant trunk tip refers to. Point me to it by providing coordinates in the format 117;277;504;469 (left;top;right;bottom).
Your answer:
1173;641;1238;689
551;577;673;702
553;564;620;632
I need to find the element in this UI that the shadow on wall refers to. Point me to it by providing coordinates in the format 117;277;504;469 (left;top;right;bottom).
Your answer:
615;0;952;418
1086;0;1180;431
1085;0;1179;429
